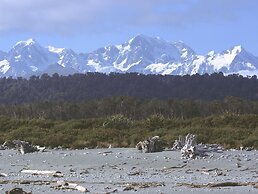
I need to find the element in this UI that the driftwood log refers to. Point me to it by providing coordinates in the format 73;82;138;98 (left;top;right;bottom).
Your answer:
136;136;163;153
12;140;45;154
171;136;185;150
0;141;8;150
172;134;224;159
21;170;63;177
53;181;89;192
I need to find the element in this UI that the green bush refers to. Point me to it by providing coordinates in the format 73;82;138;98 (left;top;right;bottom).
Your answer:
102;114;133;129
145;114;165;130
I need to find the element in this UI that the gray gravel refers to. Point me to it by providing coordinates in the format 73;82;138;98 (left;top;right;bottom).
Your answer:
0;148;257;193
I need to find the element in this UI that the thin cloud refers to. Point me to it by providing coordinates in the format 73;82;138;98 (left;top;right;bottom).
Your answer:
0;0;256;34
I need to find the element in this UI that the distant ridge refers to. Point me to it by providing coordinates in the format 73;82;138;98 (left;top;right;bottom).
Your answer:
0;35;258;77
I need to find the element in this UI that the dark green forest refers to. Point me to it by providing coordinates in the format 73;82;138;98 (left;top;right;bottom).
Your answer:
0;73;258;149
0;72;258;103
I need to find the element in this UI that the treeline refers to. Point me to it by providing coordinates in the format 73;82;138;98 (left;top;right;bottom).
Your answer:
0;72;258;104
1;96;258;120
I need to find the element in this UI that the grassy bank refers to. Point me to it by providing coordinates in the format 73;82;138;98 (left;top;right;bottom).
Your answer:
0;113;258;149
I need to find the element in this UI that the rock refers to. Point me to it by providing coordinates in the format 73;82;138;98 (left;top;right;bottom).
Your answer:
12;140;45;154
136;136;163;153
5;188;32;194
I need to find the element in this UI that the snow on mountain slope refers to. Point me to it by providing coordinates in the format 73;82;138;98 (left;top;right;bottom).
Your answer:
85;35;181;73
0;60;10;74
0;36;257;77
5;39;59;77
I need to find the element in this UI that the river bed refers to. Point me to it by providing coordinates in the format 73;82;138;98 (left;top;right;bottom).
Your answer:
0;148;257;193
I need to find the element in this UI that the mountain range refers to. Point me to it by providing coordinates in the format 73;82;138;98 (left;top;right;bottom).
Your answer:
1;35;258;78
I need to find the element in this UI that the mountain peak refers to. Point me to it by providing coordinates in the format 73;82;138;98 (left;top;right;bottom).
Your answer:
231;45;245;54
15;38;38;47
128;34;166;44
128;34;151;44
47;46;65;54
0;36;258;77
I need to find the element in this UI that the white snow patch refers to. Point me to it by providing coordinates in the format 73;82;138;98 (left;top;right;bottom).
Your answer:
57;55;65;67
47;46;65;54
181;48;188;58
162;63;183;75
114;58;127;69
115;59;142;71
15;55;22;61
0;60;11;74
121;44;131;54
232;45;242;54
87;59;101;71
115;44;122;50
246;62;255;69
207;51;215;56
207;51;237;70
15;55;21;59
146;63;169;73
30;65;38;72
15;38;36;47
191;56;205;74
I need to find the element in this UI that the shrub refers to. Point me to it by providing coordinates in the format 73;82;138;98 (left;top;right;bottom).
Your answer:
102;114;133;129
145;114;165;130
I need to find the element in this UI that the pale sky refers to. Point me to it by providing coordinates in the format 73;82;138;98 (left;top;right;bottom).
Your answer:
0;0;257;55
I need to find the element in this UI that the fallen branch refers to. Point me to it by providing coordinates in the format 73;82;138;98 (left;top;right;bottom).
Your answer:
178;181;258;188
21;170;63;177
123;182;165;191
164;164;187;170
53;181;89;192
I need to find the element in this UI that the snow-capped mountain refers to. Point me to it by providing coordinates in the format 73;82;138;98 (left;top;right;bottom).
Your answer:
0;35;258;77
84;35;181;74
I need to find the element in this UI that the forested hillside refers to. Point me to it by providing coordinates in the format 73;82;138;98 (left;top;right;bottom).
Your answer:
1;73;258;149
0;72;258;104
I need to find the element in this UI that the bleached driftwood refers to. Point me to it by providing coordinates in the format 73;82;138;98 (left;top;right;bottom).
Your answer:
54;181;89;192
180;134;199;159
172;134;224;159
0;141;9;150
12;140;45;154
171;136;185;150
0;172;8;177
136;136;163;153
21;170;63;177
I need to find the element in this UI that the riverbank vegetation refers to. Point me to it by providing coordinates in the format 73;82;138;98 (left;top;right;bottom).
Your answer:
0;99;258;149
0;73;258;149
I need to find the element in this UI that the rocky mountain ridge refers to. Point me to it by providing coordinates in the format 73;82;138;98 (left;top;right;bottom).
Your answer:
0;35;257;77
